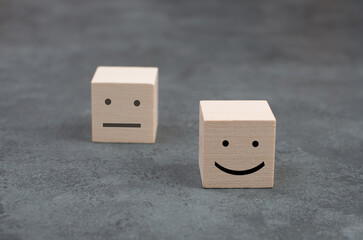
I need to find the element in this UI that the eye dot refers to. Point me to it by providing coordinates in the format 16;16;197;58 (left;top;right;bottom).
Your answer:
252;141;259;147
105;98;111;105
134;100;140;107
222;140;229;147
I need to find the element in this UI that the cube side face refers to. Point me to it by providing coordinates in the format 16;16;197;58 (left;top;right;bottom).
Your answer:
153;73;158;141
199;106;205;180
91;82;157;143
200;120;276;188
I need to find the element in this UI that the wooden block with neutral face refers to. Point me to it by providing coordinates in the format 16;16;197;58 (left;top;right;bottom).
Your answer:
199;100;276;188
91;66;158;143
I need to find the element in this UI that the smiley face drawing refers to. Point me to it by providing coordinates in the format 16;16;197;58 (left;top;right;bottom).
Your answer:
91;66;158;143
214;139;265;175
199;100;276;188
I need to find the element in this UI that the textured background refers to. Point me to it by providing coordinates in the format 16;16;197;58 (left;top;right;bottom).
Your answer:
1;0;363;239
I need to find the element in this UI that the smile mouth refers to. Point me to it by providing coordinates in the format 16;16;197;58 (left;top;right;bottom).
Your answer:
215;161;265;175
103;123;141;128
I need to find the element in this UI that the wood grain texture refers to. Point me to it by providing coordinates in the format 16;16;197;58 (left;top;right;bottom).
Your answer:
199;100;276;188
91;66;158;143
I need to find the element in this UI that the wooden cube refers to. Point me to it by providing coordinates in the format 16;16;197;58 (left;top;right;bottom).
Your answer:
199;100;276;188
91;66;158;143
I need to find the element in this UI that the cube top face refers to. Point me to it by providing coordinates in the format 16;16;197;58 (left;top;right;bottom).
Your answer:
199;101;276;188
92;67;158;143
92;66;158;85
200;100;275;121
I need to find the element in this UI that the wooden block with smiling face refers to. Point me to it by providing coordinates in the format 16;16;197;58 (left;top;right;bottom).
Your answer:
199;100;276;188
91;66;158;143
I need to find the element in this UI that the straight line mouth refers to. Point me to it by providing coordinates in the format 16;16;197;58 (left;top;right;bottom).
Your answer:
103;123;141;128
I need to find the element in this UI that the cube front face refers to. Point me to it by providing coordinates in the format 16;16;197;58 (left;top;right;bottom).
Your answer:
92;83;157;143
199;101;276;188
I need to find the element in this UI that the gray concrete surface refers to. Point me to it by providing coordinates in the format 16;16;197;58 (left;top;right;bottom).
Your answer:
1;0;363;239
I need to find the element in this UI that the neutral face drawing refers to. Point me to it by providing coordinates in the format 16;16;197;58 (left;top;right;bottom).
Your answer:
102;97;142;128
